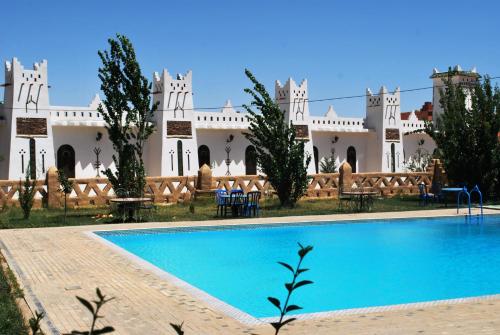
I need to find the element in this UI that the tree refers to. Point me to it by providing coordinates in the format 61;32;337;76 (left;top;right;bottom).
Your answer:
18;163;37;219
97;34;157;198
243;70;311;207
425;71;500;197
405;139;432;172
57;170;73;223
320;149;338;173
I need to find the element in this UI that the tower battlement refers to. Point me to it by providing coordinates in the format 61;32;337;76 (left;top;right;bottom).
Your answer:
153;69;194;119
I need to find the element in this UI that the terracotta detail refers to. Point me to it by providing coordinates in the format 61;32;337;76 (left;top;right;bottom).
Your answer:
16;117;48;136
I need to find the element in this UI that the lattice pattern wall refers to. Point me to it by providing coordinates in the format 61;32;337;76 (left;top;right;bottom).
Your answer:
0;165;437;208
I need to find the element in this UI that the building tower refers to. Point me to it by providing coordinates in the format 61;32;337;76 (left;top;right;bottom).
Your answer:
365;86;404;172
145;69;199;177
274;78;316;174
0;58;55;180
430;65;480;122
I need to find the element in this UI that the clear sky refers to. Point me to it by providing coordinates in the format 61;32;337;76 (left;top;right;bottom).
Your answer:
1;0;499;117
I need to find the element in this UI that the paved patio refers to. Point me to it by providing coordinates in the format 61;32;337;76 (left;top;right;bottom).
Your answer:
1;208;499;335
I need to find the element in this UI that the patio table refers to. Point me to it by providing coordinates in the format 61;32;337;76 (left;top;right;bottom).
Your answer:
441;187;463;208
341;190;379;212
110;197;153;221
219;194;248;217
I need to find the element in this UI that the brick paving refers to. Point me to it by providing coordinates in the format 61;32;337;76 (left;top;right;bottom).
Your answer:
1;209;499;335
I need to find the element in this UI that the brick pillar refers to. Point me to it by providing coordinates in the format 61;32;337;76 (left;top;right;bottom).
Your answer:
339;161;352;193
46;166;61;208
195;164;215;199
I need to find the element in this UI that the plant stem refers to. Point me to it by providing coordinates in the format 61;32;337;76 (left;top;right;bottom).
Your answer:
274;255;305;335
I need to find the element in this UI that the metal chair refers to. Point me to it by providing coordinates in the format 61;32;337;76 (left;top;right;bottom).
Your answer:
225;190;245;217
245;191;261;217
418;183;434;206
215;189;228;217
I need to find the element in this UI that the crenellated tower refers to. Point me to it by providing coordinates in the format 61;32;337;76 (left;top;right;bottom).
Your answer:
145;69;199;176
430;65;480;122
275;78;315;174
0;58;55;180
365;86;404;172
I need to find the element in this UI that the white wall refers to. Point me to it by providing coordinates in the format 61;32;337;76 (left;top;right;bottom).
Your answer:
196;129;254;176
311;131;370;173
52;126;115;178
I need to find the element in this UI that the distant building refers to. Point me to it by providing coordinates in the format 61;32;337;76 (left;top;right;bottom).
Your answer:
0;58;477;180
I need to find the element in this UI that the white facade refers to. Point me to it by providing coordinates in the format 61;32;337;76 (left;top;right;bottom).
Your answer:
1;57;458;180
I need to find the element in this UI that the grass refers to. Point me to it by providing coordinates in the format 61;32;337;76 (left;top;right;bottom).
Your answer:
0;195;446;229
0;254;28;335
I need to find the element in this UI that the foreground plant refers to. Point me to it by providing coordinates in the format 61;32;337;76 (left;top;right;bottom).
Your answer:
268;243;313;334
64;288;115;335
170;322;184;334
29;311;45;335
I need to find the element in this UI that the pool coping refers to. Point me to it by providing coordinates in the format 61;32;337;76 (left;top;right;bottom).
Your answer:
87;211;499;326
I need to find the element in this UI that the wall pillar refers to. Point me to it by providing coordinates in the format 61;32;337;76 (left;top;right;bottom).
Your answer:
46;166;61;208
339;161;352;193
195;164;216;199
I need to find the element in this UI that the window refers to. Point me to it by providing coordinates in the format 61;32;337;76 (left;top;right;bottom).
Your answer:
198;145;210;168
245;145;257;175
347;146;356;173
177;140;184;176
29;138;36;179
313;146;319;174
391;143;396;173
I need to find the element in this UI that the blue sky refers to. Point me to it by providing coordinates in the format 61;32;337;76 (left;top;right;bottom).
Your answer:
1;0;499;117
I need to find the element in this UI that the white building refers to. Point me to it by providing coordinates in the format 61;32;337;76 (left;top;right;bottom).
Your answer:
0;58;476;180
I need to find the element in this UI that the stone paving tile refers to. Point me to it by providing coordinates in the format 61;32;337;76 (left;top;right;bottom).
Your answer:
1;209;499;334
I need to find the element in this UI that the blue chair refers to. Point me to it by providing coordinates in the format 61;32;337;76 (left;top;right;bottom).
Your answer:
418;183;434;206
245;191;261;217
225;190;245;217
215;189;228;217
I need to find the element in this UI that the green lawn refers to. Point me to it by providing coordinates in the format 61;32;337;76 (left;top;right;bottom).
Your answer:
0;195;444;229
0;255;28;335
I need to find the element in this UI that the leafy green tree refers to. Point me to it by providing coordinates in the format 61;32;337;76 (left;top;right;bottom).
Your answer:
320;149;338;173
57;170;74;223
18;164;37;219
97;34;157;197
425;71;500;197
243;70;311;207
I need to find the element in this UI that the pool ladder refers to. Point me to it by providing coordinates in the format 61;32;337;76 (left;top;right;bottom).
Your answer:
457;185;483;216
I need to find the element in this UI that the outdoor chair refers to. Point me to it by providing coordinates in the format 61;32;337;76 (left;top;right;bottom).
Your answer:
245;191;261;217
215;189;228;217
418;183;434;206
225;190;245;217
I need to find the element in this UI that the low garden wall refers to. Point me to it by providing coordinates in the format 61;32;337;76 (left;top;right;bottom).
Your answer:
0;160;445;209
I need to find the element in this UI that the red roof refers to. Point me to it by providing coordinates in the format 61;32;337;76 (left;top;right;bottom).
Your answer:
401;102;433;121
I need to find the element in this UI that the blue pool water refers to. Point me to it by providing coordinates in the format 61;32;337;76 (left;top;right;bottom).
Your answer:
97;215;500;318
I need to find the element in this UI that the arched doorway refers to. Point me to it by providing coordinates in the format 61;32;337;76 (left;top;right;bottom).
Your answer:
177;140;184;176
198;145;210;168
391;143;396;172
245;145;257;175
57;144;75;178
347;146;356;173
313;146;319;174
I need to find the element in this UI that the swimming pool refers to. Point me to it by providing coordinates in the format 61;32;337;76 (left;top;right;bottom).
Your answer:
96;215;500;319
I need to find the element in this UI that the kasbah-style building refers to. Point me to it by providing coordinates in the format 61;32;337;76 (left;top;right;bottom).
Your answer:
0;58;481;180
